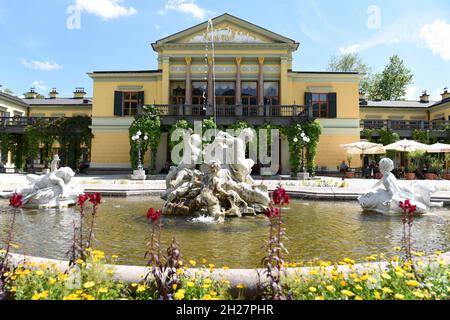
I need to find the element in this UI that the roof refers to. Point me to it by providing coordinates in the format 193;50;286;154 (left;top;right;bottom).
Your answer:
360;100;437;109
152;13;299;51
91;70;161;74
0;91;29;108
289;70;360;75
25;98;92;106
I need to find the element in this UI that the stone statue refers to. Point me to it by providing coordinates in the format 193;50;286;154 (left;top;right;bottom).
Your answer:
161;130;270;221
358;158;443;215
0;167;84;208
50;154;60;172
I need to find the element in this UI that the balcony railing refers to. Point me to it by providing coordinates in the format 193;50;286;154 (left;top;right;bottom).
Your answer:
154;104;311;118
0;117;62;127
361;119;449;138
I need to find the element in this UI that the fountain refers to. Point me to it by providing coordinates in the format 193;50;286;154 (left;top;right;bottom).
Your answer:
358;158;443;215
0;155;84;208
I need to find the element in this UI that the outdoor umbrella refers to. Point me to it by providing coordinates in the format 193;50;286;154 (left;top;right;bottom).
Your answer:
425;143;450;153
341;142;386;155
383;139;429;153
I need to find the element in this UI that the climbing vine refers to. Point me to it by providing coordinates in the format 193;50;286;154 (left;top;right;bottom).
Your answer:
129;105;161;173
169;119;192;153
282;120;322;175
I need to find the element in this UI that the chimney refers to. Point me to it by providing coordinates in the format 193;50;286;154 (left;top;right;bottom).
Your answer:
420;90;430;103
25;88;38;99
49;88;59;99
359;90;366;102
441;87;450;101
73;87;86;99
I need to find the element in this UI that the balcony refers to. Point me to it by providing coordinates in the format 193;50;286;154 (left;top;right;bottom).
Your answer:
0;117;62;134
361;120;449;138
153;104;312;126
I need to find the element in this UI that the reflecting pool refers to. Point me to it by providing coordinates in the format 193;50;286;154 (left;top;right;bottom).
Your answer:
1;197;449;268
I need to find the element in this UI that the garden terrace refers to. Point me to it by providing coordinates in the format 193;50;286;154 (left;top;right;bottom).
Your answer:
152;104;312;126
360;119;449;139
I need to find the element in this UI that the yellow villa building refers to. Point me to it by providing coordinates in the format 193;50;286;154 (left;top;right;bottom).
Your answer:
1;14;449;174
88;13;362;174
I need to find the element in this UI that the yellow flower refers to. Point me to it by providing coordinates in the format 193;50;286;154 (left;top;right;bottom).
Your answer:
172;284;178;290
76;290;83;295
341;290;354;297
83;281;96;289
131;283;138;287
381;273;391;280
236;283;246;289
394;294;405;300
343;258;355;265
413;291;424;299
309;287;317;293
189;260;197;266
204;278;213;285
326;285;335;293
393;246;401;251
315;296;324;300
339;281;347;287
106;269;114;275
355;285;363;291
136;285;147;293
201;258;207;264
112;255;119;260
202;284;210;289
35;270;44;276
360;274;369;281
76;259;84;265
382;287;393;294
406;280;420;287
395;272;404;278
49;278;57;285
209;291;217;296
98;287;109;294
354;296;363;300
63;294;81;300
202;294;212;300
223;266;230;271
406;273;416;279
83;294;95;300
174;289;185;300
434;250;442;256
366;255;377;261
309;270;318;276
187;282;195;288
176;268;184;275
374;291;381;300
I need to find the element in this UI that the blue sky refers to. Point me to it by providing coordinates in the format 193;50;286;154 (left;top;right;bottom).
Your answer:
0;0;449;101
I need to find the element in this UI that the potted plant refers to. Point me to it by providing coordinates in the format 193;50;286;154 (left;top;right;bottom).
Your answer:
427;158;443;180
345;168;355;179
406;163;417;180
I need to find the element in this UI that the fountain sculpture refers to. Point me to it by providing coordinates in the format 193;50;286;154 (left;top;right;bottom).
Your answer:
358;158;443;215
161;129;270;222
0;156;84;208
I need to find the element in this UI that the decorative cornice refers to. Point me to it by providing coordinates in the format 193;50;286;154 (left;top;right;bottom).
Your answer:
235;57;242;65
185;57;192;65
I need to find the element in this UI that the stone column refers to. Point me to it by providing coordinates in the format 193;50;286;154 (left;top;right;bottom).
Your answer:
235;57;242;105
280;57;289;105
207;57;214;106
161;56;170;104
185;57;192;105
258;57;265;106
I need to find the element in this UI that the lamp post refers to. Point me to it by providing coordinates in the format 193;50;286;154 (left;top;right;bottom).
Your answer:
131;131;148;171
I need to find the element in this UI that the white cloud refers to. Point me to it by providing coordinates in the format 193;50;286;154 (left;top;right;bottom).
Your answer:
76;0;137;21
339;16;423;54
405;85;420;101
32;81;46;91
420;19;450;61
159;0;212;20
21;59;63;71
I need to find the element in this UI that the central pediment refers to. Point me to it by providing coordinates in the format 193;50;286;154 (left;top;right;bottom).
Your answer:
152;13;299;50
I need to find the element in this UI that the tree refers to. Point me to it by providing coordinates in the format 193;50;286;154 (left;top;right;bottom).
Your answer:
368;55;413;100
0;88;14;95
327;53;371;91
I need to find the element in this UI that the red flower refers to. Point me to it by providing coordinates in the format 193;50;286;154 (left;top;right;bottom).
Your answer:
408;205;417;214
78;194;89;207
264;207;280;219
147;208;162;223
272;185;289;206
9;193;23;208
88;193;102;206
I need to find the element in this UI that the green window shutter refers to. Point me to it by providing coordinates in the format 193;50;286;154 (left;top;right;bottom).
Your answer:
114;91;123;117
138;91;145;105
305;92;312;118
328;93;337;118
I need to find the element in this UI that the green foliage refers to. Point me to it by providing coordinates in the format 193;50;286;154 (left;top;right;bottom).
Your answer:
361;129;376;142
327;52;371;91
408;150;426;172
412;130;437;145
229;120;253;134
201;118;219;144
0;133;9;165
169;120;192;152
283;120;322;174
367;55;413;100
378;127;400;160
129;105;161;173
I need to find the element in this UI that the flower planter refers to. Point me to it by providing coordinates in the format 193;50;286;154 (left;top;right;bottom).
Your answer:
375;173;383;179
345;172;354;179
405;173;416;180
425;173;437;180
444;174;450;180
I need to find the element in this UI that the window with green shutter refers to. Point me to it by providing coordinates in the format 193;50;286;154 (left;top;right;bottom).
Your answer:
306;92;337;118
